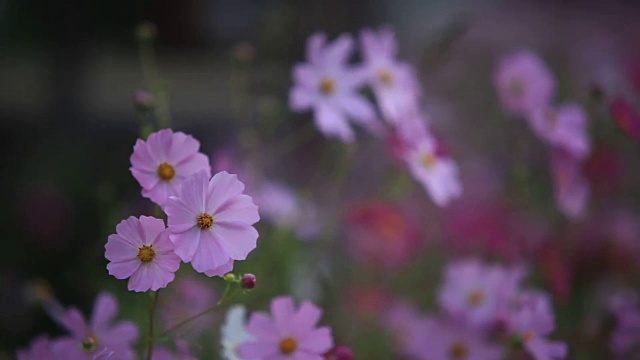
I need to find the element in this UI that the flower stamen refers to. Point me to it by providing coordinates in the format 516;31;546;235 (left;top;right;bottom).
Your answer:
82;333;99;352
448;341;468;359
467;289;485;307
137;245;155;263
197;213;214;230
319;76;336;95
279;336;298;355
421;152;436;169
157;162;176;181
378;68;394;85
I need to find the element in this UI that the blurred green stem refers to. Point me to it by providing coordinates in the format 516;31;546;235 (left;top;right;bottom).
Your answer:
145;290;159;360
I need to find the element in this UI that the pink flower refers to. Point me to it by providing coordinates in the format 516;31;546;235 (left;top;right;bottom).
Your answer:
17;336;54;360
403;136;462;207
407;317;502;360
438;259;525;328
166;170;259;276
52;292;139;360
239;296;334;359
549;149;589;220
384;300;431;357
130;129;211;206
494;49;556;116
289;33;377;142
105;216;181;292
528;103;590;160
159;275;217;335
360;26;421;123
508;293;567;360
608;290;640;357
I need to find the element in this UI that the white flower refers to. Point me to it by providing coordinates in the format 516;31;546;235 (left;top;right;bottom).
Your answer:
221;306;254;360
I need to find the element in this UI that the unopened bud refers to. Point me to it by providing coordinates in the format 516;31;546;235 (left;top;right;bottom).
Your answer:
223;273;237;283
325;346;354;360
241;273;256;289
133;89;153;112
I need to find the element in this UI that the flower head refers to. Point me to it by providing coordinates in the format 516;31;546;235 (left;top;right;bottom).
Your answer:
130;129;211;206
239;296;334;359
221;305;254;360
51;292;139;360
550;149;590;220
166;170;259;276
528;103;590;160
289;33;377;142
494;49;556;116
105;216;181;292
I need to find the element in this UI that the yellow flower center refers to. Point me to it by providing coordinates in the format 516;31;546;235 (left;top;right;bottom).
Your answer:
509;78;525;97
157;162;176;181
81;333;99;352
449;341;468;359
420;152;437;169
279;337;298;355
467;289;485;307
197;213;214;230
319;76;336;95
137;245;155;263
522;330;535;342
378;68;394;85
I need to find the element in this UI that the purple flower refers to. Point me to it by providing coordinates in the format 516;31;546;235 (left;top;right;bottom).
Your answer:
238;296;334;359
16;336;54;360
509;293;567;360
528;103;590;160
550;149;589;220
105;216;181;292
384;300;432;357
166;170;259;276
407;316;502;360
608;290;640;356
51;292;139;360
289;33;377;142
438;259;525;327
360;26;421;123
403;136;462;207
130;129;211;206
494;49;556;116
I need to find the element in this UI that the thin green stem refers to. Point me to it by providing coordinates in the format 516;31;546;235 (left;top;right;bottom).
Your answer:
145;290;159;360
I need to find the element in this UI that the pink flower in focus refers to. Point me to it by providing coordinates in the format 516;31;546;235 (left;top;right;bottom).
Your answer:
438;259;525;328
159;275;217;335
52;292;139;360
17;336;54;360
105;216;181;292
166;171;259;276
549;149;590;220
508;293;567;360
360;26;421;123
494;49;556;116
528;103;590;160
403;136;462;207
407;317;502;360
289;33;377;142
238;296;334;359
130;129;211;206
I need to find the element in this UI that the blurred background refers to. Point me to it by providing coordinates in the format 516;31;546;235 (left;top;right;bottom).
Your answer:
3;0;640;359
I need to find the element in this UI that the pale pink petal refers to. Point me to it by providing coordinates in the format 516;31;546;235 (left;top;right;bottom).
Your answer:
91;293;118;331
107;259;141;279
298;327;333;353
60;308;87;337
191;230;230;273
170;227;201;262
306;33;326;65
137;216;166;245
238;341;280;359
206;171;245;213
322;34;353;65
128;265;153;292
105;235;137;262
247;313;282;341
174;153;211;179
114;217;143;246
130;168;159;190
290;86;315;111
337;94;377;125
215;194;260;224
165;131;201;164
203;259;234;277
271;296;296;331
213;221;258;260
314;102;354;142
130;139;157;169
292;301;322;333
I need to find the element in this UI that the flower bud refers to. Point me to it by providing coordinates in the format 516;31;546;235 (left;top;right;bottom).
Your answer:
241;273;256;289
133;89;153;112
325;346;354;360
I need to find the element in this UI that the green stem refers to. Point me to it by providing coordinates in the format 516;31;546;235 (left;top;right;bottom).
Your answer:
145;290;159;360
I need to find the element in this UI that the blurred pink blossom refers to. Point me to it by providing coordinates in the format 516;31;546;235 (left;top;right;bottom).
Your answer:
528;103;590;160
549;149;590;220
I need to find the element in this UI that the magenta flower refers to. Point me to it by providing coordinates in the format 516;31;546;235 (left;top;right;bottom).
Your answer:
360;26;421;123
403;136;462;207
494;49;556;116
407;317;502;360
509;293;567;360
438;259;525;327
289;33;377;142
166;170;259;276
105;216;181;292
528;103;590;160
550;149;589;219
130;129;211;206
238;296;334;359
51;292;139;360
17;336;54;360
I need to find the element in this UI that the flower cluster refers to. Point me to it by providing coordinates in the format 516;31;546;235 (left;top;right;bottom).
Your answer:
385;258;567;360
494;50;591;219
290;28;462;207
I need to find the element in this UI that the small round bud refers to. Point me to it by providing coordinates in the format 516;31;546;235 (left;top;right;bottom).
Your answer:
325;346;354;360
223;273;237;282
136;21;157;42
134;89;153;112
241;273;256;289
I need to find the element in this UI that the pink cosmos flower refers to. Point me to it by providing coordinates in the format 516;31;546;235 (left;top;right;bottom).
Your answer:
238;296;334;359
403;136;462;207
438;259;525;328
17;336;54;360
159;275;217;335
608;290;640;357
508;293;567;360
52;292;139;360
105;216;181;292
289;33;377;142
549;149;589;220
407;316;502;360
528;103;590;160
166;170;259;276
360;27;421;123
494;49;557;116
130;129;211;206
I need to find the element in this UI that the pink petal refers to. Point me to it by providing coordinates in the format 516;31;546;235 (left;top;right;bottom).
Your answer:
114;217;143;246
290;86;315;111
107;258;141;280
130;138;157;170
60;308;87;337
238;341;280;359
166;197;198;233
91;293;118;332
138;216;166;244
337;94;376;125
271;296;295;332
292;301;322;333
203;259;234;277
99;321;140;345
191;230;230;273
247;313;281;341
306;33;326;65
206;171;245;213
213;221;258;260
146;129;172;161
175;153;211;180
323;34;354;65
165;131;201;164
298;327;333;353
128;265;154;292
130;168;159;190
314;102;354;142
105;235;137;262
170;227;201;262
153;252;181;273
215;194;260;225
142;181;172;207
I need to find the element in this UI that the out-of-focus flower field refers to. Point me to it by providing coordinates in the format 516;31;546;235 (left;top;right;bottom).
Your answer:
3;1;640;359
